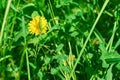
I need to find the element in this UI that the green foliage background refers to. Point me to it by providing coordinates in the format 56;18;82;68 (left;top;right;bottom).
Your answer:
0;0;120;80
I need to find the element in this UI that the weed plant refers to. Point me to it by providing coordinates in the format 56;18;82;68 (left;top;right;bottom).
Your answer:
0;0;120;80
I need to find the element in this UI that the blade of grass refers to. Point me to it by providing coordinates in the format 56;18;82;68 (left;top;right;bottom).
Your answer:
114;39;120;50
94;28;106;44
0;55;12;62
68;41;76;80
21;12;31;80
0;0;12;45
106;19;118;51
48;0;56;25
69;0;109;79
26;48;30;80
18;48;26;80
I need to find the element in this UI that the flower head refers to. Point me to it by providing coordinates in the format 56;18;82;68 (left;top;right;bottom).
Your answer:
28;16;47;35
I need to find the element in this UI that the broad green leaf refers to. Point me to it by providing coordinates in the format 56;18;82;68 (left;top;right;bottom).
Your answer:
28;37;39;44
60;66;70;73
29;62;36;69
69;26;75;32
31;11;40;18
14;30;23;41
99;44;109;68
37;70;43;79
70;31;79;37
56;44;64;52
105;58;120;64
51;68;58;75
105;65;113;80
55;54;67;65
116;63;120;70
55;0;72;8
44;57;51;65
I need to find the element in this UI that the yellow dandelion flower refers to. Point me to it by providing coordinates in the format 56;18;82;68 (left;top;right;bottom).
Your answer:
28;16;47;35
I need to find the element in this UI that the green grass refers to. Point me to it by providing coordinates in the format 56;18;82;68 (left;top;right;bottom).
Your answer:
0;0;120;80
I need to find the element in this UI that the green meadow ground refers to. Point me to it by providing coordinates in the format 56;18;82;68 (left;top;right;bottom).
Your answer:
0;0;120;80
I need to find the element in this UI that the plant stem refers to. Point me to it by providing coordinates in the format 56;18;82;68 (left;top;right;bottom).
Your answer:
69;0;109;79
106;20;117;51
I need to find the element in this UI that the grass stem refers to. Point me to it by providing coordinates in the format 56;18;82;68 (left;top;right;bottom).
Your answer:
70;0;109;79
0;0;12;45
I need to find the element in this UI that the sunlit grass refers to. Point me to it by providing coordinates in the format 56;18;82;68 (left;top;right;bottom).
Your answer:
0;0;120;80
